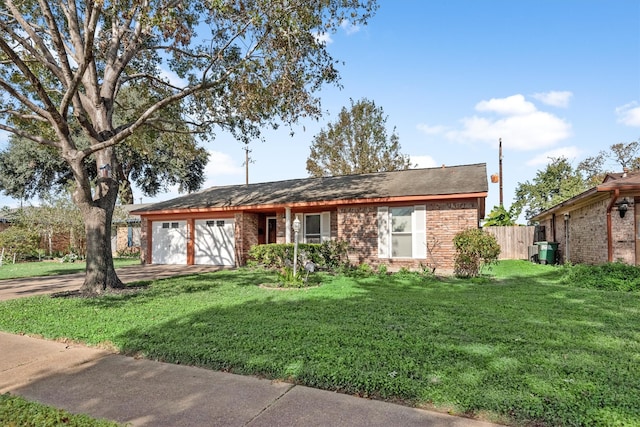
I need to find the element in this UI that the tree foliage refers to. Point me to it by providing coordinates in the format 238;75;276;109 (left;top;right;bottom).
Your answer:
13;195;86;257
306;98;412;177
577;140;640;186
483;205;516;226
511;157;587;222
0;0;377;293
512;141;640;223
0;226;40;262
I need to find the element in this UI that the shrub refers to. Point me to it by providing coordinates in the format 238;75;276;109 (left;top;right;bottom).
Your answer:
248;240;350;273
453;228;500;277
561;262;640;292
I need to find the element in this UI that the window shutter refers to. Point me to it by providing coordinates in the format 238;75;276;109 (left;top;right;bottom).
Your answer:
413;205;427;259
377;207;389;258
321;211;331;242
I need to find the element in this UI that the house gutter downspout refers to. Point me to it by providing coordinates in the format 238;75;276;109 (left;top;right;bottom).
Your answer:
606;189;620;262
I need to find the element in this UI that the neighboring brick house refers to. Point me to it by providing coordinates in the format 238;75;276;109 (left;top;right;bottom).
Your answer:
531;172;640;265
132;163;488;273
111;203;151;256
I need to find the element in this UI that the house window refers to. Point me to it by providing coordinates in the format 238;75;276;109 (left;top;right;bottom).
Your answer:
304;214;321;243
171;222;179;229
377;205;426;259
391;207;413;257
162;223;169;229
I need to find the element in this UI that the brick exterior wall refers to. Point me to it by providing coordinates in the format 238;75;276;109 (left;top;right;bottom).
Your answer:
236;212;259;266
139;217;149;264
425;201;479;272
611;201;635;264
139;199;482;272
538;197;636;265
569;200;609;264
336;200;479;273
337;206;378;266
114;224;141;255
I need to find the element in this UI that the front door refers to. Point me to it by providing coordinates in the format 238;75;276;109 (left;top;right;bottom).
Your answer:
267;217;277;244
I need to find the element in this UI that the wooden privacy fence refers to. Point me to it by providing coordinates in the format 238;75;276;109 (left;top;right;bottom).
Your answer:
484;226;536;260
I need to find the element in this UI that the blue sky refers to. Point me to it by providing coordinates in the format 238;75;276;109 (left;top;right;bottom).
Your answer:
2;1;639;219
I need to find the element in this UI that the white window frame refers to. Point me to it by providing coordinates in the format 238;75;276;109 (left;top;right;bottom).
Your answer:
301;212;331;243
304;213;321;243
377;205;426;259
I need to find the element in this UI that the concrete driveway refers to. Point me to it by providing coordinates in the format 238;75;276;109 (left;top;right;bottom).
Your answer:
0;264;224;301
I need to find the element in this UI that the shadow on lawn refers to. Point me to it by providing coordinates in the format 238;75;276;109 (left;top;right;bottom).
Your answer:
111;269;640;426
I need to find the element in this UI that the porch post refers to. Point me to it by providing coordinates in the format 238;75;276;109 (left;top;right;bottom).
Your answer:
285;207;292;243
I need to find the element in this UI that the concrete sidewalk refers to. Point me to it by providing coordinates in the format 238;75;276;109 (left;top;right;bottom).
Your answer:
0;332;502;426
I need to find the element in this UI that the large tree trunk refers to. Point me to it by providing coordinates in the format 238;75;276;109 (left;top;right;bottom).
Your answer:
79;202;125;295
77;150;125;296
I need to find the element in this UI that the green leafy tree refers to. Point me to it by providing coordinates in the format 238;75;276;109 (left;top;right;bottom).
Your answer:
453;228;500;278
0;86;209;205
576;140;640;186
483;205;516;226
0;226;40;262
14;195;86;257
306;98;412;177
511;157;587;222
0;0;377;294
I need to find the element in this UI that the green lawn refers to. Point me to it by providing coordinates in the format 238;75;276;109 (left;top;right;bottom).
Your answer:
0;260;638;426
0;393;122;427
0;258;140;280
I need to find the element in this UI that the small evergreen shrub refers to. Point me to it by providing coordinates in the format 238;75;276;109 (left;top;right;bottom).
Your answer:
561;262;640;292
453;228;500;277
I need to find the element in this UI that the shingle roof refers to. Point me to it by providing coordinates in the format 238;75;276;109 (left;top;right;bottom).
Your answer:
134;163;487;213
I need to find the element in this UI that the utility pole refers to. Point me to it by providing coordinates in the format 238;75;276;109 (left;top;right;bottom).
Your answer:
499;138;504;207
243;146;253;185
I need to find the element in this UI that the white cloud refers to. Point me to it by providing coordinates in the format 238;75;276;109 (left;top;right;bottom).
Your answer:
204;150;244;181
525;146;581;166
312;31;333;45
475;94;537;115
446;94;572;150
416;123;446;135
616;102;640;127
340;19;360;35
410;155;438;168
532;91;573;108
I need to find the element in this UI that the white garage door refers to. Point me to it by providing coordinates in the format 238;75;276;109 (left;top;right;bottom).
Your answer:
152;221;187;264
194;219;235;266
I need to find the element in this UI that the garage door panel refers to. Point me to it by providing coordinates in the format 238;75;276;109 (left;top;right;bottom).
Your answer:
152;221;187;264
195;219;235;266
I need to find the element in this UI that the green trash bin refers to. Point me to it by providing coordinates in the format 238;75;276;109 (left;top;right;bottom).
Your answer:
535;241;559;265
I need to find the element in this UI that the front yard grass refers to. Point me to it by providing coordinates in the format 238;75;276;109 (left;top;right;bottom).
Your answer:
0;257;140;280
0;260;638;426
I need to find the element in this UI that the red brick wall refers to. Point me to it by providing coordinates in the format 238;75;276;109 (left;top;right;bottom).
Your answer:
425;201;479;272
236;212;259;266
139;218;149;264
337;206;378;266
337;200;479;273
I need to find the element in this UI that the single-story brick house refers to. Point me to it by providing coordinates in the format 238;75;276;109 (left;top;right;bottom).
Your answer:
531;171;640;265
132;163;488;272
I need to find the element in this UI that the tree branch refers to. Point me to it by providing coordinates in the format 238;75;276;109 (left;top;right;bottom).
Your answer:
0;123;58;148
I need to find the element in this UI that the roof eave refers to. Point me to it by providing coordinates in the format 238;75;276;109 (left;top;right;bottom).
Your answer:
134;191;488;217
